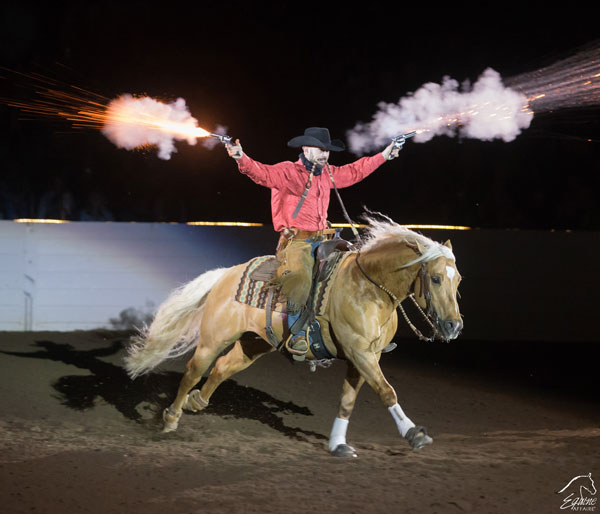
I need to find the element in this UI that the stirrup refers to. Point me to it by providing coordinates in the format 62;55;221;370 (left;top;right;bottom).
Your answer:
285;334;309;356
381;342;397;353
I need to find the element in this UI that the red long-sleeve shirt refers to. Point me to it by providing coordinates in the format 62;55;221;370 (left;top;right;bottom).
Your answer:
237;153;387;232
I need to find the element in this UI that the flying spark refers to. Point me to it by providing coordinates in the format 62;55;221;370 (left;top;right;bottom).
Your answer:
507;41;600;113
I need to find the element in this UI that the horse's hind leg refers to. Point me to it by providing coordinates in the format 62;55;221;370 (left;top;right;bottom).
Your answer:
185;335;274;412
163;341;230;432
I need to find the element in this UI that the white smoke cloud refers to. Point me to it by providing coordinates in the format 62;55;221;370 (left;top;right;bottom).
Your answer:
347;68;533;154
201;124;228;150
101;94;199;160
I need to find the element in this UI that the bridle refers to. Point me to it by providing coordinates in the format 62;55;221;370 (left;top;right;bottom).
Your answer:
354;250;441;342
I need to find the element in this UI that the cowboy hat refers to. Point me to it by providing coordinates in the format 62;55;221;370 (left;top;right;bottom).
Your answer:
287;127;345;152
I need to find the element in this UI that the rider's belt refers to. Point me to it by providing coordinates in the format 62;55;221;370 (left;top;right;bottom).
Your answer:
277;228;336;253
294;229;336;240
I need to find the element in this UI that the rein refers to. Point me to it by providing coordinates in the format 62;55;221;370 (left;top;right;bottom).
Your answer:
325;164;361;241
354;251;440;342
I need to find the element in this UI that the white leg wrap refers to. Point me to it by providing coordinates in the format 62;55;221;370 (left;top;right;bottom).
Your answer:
328;417;349;452
388;403;415;437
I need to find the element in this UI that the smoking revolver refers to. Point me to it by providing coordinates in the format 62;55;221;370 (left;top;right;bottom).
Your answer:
209;133;234;146
210;133;241;158
390;131;417;152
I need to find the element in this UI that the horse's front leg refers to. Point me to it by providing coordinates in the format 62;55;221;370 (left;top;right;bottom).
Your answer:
329;361;365;457
347;349;433;451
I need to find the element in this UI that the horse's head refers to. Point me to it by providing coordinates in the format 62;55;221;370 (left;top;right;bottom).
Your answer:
357;215;464;341
412;239;463;341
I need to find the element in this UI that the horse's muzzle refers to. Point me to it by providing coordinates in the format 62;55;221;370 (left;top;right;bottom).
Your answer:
438;319;463;340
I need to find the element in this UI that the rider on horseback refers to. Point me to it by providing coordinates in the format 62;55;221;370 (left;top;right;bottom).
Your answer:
226;127;402;357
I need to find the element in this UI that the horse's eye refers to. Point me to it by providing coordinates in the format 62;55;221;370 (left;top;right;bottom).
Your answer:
431;275;442;285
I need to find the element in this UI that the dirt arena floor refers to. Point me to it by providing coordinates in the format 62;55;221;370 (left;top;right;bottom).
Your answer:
0;330;598;514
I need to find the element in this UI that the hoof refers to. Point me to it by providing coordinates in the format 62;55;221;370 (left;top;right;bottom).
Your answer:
162;406;181;433
184;390;209;412
405;426;433;450
331;444;358;458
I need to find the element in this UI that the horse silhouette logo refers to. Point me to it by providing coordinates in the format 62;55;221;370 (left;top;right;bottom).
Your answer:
558;472;597;511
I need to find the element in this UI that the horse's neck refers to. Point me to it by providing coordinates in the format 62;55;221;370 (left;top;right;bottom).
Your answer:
356;242;420;300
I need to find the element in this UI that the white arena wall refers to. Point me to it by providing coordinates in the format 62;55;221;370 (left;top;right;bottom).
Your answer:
0;221;275;331
1;220;597;342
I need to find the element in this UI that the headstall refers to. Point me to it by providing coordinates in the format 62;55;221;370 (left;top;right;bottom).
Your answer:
354;251;441;342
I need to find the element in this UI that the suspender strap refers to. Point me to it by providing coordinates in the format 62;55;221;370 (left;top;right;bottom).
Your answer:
292;170;314;219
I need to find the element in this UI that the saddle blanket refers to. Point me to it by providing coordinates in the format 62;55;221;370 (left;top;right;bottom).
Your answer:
234;256;286;312
233;253;348;316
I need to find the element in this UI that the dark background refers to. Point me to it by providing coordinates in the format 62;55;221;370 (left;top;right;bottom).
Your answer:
1;2;599;229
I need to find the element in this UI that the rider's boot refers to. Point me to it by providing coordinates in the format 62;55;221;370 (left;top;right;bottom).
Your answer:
285;303;310;361
286;333;309;359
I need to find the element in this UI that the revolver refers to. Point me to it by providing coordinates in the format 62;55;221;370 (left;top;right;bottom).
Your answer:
209;133;234;146
390;130;417;152
210;133;241;158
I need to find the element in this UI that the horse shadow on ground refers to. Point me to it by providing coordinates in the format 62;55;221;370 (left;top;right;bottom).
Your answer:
0;340;326;442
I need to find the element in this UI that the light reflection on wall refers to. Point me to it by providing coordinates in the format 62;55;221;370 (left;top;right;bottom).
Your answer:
1;221;274;331
2;220;598;341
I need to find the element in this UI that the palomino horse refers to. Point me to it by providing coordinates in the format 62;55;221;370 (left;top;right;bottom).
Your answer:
125;216;463;456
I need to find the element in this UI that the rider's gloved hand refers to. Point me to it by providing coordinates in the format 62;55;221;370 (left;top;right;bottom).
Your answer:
382;140;402;160
226;139;243;160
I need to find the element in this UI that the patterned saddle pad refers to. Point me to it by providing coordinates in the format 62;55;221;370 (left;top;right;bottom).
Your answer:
233;253;348;316
234;256;286;312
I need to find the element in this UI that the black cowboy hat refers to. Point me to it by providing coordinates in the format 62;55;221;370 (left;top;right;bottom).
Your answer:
287;127;345;152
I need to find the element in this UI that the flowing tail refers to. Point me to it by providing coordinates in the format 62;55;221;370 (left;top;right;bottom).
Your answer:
124;267;229;379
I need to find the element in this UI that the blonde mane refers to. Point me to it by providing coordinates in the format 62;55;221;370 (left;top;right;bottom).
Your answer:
357;213;455;268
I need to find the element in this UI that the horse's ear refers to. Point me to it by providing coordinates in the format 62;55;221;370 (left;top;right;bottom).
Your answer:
444;239;453;250
416;241;427;255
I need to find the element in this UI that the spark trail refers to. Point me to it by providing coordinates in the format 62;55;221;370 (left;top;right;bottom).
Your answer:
507;42;600;112
100;94;207;160
4;41;599;159
347;41;600;154
1;69;218;160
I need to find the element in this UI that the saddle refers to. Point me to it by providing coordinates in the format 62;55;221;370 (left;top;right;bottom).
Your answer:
264;237;352;359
